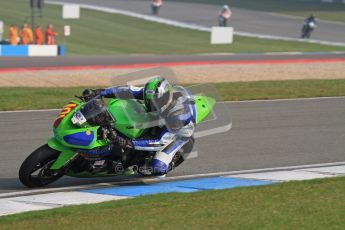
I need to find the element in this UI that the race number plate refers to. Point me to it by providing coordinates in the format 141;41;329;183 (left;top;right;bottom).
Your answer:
71;111;87;126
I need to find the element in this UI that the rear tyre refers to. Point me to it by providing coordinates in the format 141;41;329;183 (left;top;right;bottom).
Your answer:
301;25;308;38
306;30;312;38
151;5;159;15
19;144;63;187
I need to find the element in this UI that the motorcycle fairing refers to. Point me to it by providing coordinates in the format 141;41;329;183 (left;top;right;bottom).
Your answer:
108;99;149;138
53;101;79;128
48;138;77;170
48;96;215;172
194;96;216;124
53;101;108;150
63;131;95;146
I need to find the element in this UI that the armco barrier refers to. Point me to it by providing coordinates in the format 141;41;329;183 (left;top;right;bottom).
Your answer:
0;45;64;57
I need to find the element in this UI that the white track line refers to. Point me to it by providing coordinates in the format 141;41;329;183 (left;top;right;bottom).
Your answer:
158;161;345;181
220;96;345;104
0;184;109;198
1;163;343;217
1;161;344;198
0;192;128;216
267;12;345;26
1;96;344;114
0;109;60;114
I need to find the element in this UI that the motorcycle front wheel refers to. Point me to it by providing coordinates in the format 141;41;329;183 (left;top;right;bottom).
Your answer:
19;144;63;187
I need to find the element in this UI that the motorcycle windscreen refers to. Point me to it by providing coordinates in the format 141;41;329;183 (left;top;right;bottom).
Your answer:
185;83;232;139
79;96;115;126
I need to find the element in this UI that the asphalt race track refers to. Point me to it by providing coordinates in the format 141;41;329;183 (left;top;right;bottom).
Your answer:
56;0;345;43
0;0;344;197
1;53;344;69
1;98;344;194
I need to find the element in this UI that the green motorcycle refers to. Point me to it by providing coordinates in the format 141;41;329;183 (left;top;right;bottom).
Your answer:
19;93;216;187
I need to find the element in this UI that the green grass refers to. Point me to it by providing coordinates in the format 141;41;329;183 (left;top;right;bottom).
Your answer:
1;79;345;111
0;87;86;111
216;79;345;101
1;0;345;55
0;176;344;229
174;0;345;23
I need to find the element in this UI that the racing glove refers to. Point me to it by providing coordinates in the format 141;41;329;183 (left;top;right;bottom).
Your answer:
115;136;134;150
82;88;103;101
106;127;134;150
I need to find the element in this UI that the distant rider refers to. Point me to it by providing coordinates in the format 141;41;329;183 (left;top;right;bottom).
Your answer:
218;5;232;27
305;14;316;25
151;0;163;15
302;14;317;38
83;77;195;176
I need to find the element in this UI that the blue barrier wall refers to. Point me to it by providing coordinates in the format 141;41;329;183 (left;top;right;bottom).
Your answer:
58;45;65;56
0;45;64;57
0;45;28;57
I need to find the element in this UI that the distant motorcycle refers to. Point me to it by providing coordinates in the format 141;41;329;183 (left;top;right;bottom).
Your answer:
218;15;228;27
151;0;163;15
301;20;316;39
218;5;232;27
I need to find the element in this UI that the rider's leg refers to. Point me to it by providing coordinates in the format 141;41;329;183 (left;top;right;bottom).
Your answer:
151;138;189;175
152;5;158;15
172;136;194;168
218;17;223;27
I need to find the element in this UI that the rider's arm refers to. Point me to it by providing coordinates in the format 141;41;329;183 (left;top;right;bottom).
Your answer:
132;101;195;151
164;88;196;136
100;86;144;100
166;109;195;137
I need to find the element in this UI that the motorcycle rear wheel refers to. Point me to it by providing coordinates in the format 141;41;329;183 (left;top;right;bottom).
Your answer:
19;144;63;187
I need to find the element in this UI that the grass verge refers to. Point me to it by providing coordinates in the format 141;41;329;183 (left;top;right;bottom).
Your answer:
1;79;345;111
0;176;344;229
175;0;345;23
1;0;345;55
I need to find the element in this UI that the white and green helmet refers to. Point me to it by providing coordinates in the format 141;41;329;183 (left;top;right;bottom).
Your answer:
144;76;173;112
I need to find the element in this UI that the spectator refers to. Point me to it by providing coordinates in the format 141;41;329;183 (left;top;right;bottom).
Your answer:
20;24;34;45
45;24;58;45
9;24;18;46
301;14;317;39
35;25;43;45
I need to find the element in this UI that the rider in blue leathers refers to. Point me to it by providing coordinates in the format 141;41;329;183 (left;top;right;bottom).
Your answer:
84;77;195;176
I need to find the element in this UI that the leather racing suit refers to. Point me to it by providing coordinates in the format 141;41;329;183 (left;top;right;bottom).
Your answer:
99;85;195;175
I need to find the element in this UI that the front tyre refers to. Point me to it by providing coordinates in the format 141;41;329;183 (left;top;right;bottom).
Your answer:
19;144;63;187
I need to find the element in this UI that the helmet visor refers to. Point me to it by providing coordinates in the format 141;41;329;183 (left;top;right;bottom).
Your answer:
149;90;172;112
